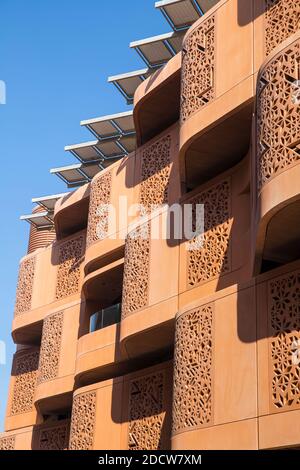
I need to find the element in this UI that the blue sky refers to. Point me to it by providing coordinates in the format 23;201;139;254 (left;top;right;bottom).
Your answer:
0;0;168;431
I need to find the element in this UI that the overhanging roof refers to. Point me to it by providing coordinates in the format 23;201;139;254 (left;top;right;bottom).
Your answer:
130;30;185;68
20;211;53;229
31;193;68;211
108;69;152;104
50;163;103;188
80;111;135;139
155;0;203;31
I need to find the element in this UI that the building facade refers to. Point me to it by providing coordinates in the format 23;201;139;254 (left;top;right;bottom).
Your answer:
1;0;300;450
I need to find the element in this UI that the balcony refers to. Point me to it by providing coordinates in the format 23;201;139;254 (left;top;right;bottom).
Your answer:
120;208;179;359
84;156;137;275
69;361;173;450
5;347;42;432
12;230;86;344
133;53;181;146
178;156;251;308
172;258;300;450
76;258;125;385
253;32;300;273
0;418;71;450
34;303;80;415
54;184;90;239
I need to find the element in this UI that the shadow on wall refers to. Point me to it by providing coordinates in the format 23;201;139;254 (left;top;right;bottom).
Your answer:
238;0;266;26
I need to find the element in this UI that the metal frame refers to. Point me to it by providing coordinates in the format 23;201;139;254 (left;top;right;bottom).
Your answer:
80;110;135;140
108;69;151;104
31;193;68;211
65;135;135;163
130;31;183;68
20;211;54;229
155;0;203;31
50;163;104;188
65;140;106;164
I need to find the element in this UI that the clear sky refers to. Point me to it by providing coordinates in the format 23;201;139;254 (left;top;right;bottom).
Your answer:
0;0;168;432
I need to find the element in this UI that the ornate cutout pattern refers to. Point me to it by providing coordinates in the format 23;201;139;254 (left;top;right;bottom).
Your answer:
257;40;300;190
0;436;16;450
173;304;213;433
69;391;96;450
181;15;215;122
265;0;300;57
87;171;112;247
55;235;84;300
14;256;36;316
11;351;39;416
187;180;231;287
140;135;171;213
38;311;64;384
269;271;300;410
39;422;70;450
122;223;150;319
128;372;165;450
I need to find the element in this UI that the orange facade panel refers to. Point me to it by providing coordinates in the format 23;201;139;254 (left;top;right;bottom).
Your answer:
2;0;300;451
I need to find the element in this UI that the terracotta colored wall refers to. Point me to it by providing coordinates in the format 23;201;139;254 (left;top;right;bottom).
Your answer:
69;361;173;450
2;0;300;451
26;206;56;254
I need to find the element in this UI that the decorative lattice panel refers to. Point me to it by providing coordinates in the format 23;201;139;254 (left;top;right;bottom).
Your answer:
122;223;150;318
38;311;64;384
0;436;15;450
69;392;96;450
55;235;84;300
10;351;39;416
269;270;300;410
87;171;112;247
265;0;300;57
128;372;165;450
187;179;231;287
173;305;213;433
140;135;171;214
39;422;70;450
181;15;215;122
14;256;36;316
257;40;300;190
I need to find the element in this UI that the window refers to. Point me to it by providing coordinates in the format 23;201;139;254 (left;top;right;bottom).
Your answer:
89;303;121;333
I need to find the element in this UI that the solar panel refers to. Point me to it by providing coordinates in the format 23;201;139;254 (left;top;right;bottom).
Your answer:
65;140;104;163
155;0;203;31
80;111;135;139
65;134;136;163
50;163;103;188
31;193;68;211
108;69;152;104
130;31;185;68
20;211;53;229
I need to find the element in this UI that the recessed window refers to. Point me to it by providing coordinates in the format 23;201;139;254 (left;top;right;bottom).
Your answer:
90;303;121;333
